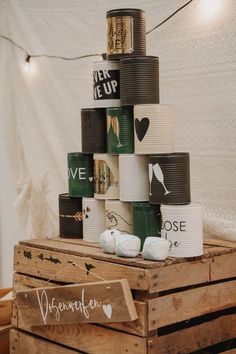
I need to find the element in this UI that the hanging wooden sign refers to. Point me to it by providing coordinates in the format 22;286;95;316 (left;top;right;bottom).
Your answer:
15;279;138;326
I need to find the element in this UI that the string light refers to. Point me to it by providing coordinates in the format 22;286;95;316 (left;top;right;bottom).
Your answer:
0;0;197;68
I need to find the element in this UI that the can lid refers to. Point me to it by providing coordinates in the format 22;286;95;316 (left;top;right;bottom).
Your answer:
132;202;159;211
106;8;145;18
68;152;93;160
120;56;159;63
150;152;189;160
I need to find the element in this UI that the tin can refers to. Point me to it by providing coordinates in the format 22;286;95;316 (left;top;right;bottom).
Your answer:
106;8;146;59
93;60;120;108
59;194;83;238
120;56;159;106
81;108;106;153
106;107;134;154
149;153;191;205
132;202;161;249
67;153;94;197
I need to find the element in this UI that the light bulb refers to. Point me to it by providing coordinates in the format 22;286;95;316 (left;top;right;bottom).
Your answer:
22;55;37;75
199;0;222;21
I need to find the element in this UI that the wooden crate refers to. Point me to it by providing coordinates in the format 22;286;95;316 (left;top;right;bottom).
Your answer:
11;237;236;354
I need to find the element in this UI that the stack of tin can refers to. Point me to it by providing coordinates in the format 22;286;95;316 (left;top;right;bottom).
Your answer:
59;8;203;258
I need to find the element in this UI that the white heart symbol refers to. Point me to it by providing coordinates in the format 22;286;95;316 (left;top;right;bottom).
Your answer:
89;177;93;182
102;304;112;319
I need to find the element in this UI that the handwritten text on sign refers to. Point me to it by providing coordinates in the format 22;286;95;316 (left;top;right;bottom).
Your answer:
15;279;137;326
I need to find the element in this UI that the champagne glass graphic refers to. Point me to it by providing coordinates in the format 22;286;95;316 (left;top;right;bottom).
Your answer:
111;116;122;147
153;163;171;195
107;115;111;133
148;163;153;195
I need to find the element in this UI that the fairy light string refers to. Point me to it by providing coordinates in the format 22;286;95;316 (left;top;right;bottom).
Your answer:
0;0;195;64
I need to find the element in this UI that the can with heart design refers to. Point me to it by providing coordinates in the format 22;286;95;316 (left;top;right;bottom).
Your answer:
68;153;94;198
93;153;119;199
134;104;175;154
105;200;133;234
106;107;134;154
82;198;105;242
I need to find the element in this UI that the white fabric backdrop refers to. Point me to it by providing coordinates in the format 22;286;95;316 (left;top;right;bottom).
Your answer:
0;0;235;284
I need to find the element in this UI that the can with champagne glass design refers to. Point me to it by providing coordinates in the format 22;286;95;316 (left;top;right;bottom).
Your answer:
149;153;191;205
106;107;134;153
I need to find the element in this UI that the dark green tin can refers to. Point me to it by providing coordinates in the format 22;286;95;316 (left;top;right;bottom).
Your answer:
132;202;161;249
106;107;134;154
67;152;94;197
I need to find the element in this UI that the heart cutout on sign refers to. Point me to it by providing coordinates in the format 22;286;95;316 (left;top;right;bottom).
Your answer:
135;117;150;141
103;304;112;319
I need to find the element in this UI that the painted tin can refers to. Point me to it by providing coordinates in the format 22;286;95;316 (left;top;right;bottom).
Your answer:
59;194;83;238
67;153;94;197
93;153;119;199
134;104;175;154
132;202;161;249
82;198;105;242
120;56;159;106
161;203;203;257
93;60;120;108
81;108;106;153
106;8;146;59
106;107;134;154
105;200;133;234
149;153;191;205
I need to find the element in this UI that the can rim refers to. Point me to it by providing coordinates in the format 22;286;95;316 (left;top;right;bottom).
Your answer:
106;8;145;17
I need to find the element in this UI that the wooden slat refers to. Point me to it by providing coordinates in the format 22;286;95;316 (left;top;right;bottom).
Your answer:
204;238;236;248
149;259;210;293
15;308;147;354
148;313;236;354
10;329;80;354
19;238;236;269
0;288;12;326
211;252;236;281
0;325;11;354
148;280;236;330
14;244;149;291
149;250;236;293
19;238;157;268
13;273;148;337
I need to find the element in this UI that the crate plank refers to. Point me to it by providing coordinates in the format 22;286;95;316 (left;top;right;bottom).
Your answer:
149;259;210;293
13;273;148;337
15;311;147;354
10;329;80;354
148;280;236;330
19;238;236;269
14;244;149;291
210;252;236;281
148;313;236;354
0;325;11;354
149;250;236;293
0;288;12;326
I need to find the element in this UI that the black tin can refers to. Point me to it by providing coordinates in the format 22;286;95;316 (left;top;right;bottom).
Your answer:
59;193;83;238
106;8;146;60
120;56;160;106
132;202;161;250
149;153;191;205
81;108;106;153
